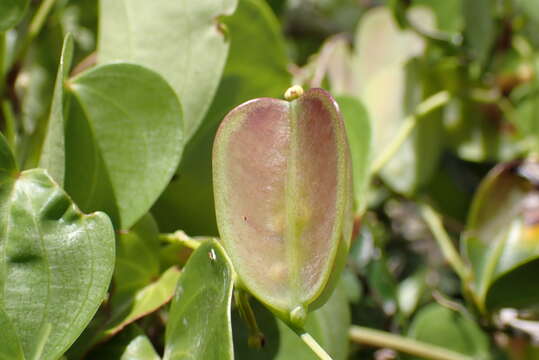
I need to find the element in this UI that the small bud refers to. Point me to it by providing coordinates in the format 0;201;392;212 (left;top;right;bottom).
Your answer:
284;85;304;101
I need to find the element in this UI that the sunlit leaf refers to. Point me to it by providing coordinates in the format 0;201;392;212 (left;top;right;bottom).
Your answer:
0;134;115;360
98;0;237;141
152;0;291;236
164;240;234;360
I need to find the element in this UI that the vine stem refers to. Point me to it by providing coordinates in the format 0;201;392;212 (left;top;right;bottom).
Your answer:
14;0;57;66
298;332;333;360
419;203;470;283
369;90;450;176
349;326;472;360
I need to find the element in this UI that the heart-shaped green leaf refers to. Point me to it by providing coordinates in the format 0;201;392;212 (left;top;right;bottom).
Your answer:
41;61;184;230
213;88;353;326
0;135;115;360
463;160;539;311
151;0;291;236
98;0;237;141
0;0;29;31
164;239;234;360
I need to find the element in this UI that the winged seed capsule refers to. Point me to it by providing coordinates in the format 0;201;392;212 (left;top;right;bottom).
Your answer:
212;87;353;327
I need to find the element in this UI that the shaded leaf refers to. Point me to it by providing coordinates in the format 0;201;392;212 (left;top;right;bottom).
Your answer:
0;0;29;31
0;307;24;360
463;0;495;67
164;240;234;360
0;167;115;360
98;0;238;141
234;279;350;360
65;63;184;229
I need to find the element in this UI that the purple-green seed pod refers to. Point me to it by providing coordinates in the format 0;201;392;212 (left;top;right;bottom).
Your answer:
212;87;353;327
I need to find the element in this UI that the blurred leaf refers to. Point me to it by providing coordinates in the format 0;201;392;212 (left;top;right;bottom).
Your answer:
367;256;398;315
397;268;427;318
0;307;24;360
152;0;291;235
234;279;350;360
354;6;426;93
39;34;74;185
336;95;371;214
413;0;463;34
164;240;234;360
404;303;489;359
98;0;237;141
119;334;161;360
462;0;495;67
0;164;115;359
0;0;29;31
463;160;539;311
64;63;184;229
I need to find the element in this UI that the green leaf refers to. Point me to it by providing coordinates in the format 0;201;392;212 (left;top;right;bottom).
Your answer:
463;160;539;311
152;0;291;236
234;279;351;360
336;96;371;215
120;335;161;360
0;167;115;360
39;34;74;186
164;239;234;360
462;0;495;67
98;0;238;141
0;307;24;360
106;266;181;337
404;303;489;359
0;0;29;31
64;63;184;229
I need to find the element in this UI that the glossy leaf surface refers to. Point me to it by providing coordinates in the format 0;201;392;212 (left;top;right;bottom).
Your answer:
164;239;234;360
0;134;115;359
98;0;237;141
463;160;539;310
213;88;353;325
152;0;291;236
0;0;29;31
65;63;184;229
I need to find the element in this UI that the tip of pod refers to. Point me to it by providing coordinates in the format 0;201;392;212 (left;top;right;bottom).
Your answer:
284;85;304;101
290;305;307;326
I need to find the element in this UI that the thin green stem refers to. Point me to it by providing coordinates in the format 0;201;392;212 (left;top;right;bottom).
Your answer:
2;100;16;149
235;289;265;348
0;32;6;95
370;90;450;176
420;204;471;283
159;230;201;250
14;0;57;66
298;332;333;360
349;326;472;360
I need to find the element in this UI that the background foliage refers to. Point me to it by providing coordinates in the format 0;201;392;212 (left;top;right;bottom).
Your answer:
2;0;539;359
